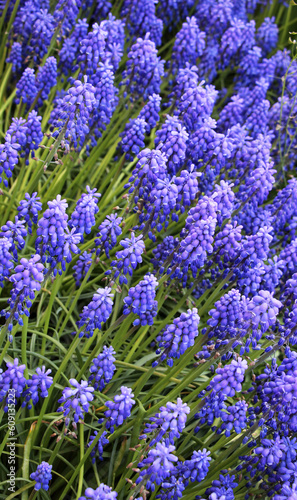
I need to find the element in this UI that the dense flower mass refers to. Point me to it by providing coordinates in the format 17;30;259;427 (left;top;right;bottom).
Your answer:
1;2;297;499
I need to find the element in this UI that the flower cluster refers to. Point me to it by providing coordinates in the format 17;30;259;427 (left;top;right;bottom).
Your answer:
104;386;135;433
89;345;116;391
123;273;158;326
57;379;94;427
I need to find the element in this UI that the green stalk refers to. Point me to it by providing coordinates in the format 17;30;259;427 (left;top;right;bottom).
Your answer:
76;424;85;500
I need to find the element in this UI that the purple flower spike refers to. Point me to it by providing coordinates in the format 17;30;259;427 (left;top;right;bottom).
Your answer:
89;345;116;391
30;462;52;491
104;386;135;433
57;379;94;427
208;358;248;397
244;290;282;333
69;186;101;239
77;287;114;338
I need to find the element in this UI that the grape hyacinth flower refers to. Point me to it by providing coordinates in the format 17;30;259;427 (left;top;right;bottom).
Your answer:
121;0;161;44
36;195;68;255
6;42;22;73
22;366;53;409
256;17;278;55
138;94;161;134
238;226;273;266
151;235;179;273
195;0;232;37
187;117;234;175
155;116;189;177
213;222;242;262
0;217;27;261
7;112;42;166
212;180;235;224
177;216;217;275
78;23;107;75
51;76;96;146
118;118;146;162
17;192;42;234
104;386;135;433
77;287;114;338
172;17;206;68
205;474;238;500
149;176;179;233
90;61;118;135
69;186;101;239
121;34;165;100
0;238;13;287
217;95;245;131
100;13;125;55
13;1;41;40
1;254;44;337
89;345;116;391
79;484;117;500
154;309;200;366
236;46;262;86
95;214;123;258
174;168;200;214
280;238;297;275
157;0;194;29
208;289;245;330
208;358;248;397
218;401;248;437
157;474;186;499
25;110;43;161
219;19;255;69
274;483;297;500
48;227;81;275
0;134;20;187
195;391;227;432
182;449;211;483
169;64;199;106
0;359;27;412
244;290;282;333
6;118;28;149
238;160;276;206
88;431;109;463
73;250;93;286
59;18;88;74
123;273;158;326
36;56;58;101
54;0;81;33
109;232;145;285
136;441;178;491
15;68;38;105
178;82;218;132
125;148;167;201
141;398;190;445
254;435;285;468
57;379;94;427
30;462;52;491
27;9;55;62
